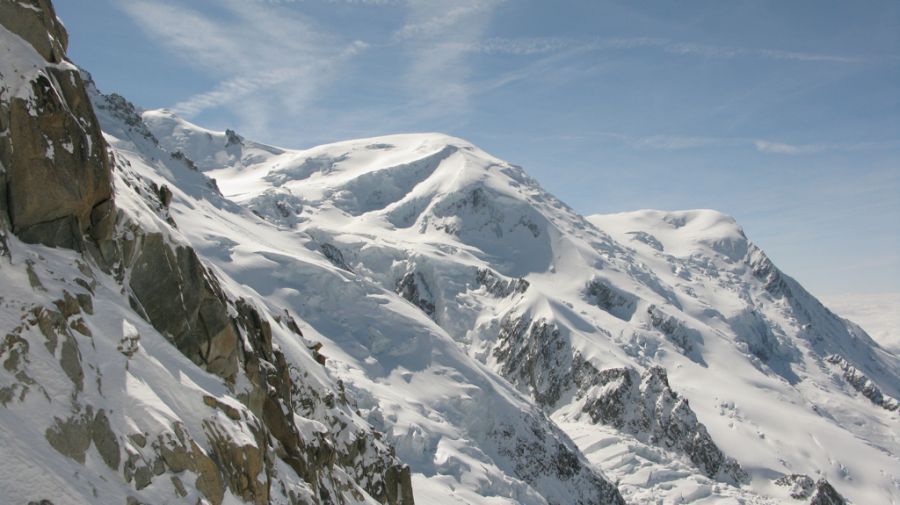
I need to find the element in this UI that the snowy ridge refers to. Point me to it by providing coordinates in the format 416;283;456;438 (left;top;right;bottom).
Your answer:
133;109;900;504
93;89;625;505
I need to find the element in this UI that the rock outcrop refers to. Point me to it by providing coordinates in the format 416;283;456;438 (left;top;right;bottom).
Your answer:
0;0;67;63
494;313;747;484
576;365;747;484
774;474;847;504
826;353;899;412
396;270;436;318
475;267;529;298
0;1;113;250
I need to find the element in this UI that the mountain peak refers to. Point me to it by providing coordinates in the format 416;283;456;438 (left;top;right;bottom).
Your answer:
588;208;748;261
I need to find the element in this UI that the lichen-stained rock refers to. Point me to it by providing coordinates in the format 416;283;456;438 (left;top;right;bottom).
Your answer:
155;422;226;505
44;407;94;464
45;405;121;470
92;408;121;470
2;68;113;246
203;418;270;505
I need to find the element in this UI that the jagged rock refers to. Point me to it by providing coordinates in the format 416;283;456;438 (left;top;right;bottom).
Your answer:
58;333;83;391
204;418;269;505
809;479;847;505
3;2;419;505
495;313;746;484
585;279;637;321
488;418;626;505
475;267;529;297
44;405;120;469
775;473;816;499
396;271;435;317
44;406;92;464
580;365;747;483
88;87;157;141
626;230;664;251
53;291;81;319
156;423;225;505
156;184;173;209
750;250;790;298
494;316;571;406
647;305;704;363
0;331;36;405
827;354;899;411
92;408;121;470
127;233;239;381
225;129;243;147
0;231;9;259
320;243;351;271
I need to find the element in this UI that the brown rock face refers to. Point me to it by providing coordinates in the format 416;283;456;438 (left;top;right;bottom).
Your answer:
0;0;68;63
0;1;113;250
127;233;239;381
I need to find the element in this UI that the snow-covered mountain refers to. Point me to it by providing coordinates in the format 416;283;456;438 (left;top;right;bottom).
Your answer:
1;2;898;504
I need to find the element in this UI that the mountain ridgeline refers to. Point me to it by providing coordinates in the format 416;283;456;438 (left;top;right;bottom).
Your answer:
1;2;898;505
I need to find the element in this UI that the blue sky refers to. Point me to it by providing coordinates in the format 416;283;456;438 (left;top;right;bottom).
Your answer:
56;0;899;296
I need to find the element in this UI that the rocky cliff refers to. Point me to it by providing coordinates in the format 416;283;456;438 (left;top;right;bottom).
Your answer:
0;2;414;504
0;0;113;251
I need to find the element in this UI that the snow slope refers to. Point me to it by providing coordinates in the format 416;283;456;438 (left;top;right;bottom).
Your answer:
135;108;900;504
91;88;625;505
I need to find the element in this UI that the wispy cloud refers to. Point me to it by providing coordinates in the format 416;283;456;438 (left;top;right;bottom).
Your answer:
553;131;900;155
119;0;368;132
116;0;894;147
388;0;505;124
752;140;825;155
445;35;874;64
751;139;900;155
391;1;500;42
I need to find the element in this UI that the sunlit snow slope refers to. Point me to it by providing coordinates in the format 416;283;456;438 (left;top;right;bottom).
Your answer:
135;108;900;504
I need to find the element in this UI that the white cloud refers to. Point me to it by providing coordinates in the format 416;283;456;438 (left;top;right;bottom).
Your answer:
819;292;900;354
560;132;900;156
630;134;729;150
119;0;368;130
441;35;870;64
390;0;504;123
752;140;826;155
